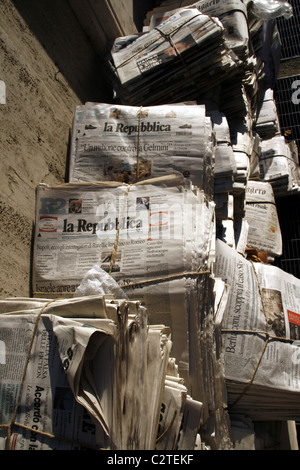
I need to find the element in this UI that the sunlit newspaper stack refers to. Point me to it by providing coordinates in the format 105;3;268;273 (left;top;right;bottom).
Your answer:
144;0;250;60
107;8;239;106
0;295;204;450
255;88;281;139
214;239;300;420
244;179;282;259
31;175;232;448
69;102;215;198
260;135;300;197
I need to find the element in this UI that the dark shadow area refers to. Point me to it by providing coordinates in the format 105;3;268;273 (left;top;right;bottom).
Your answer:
12;0;113;103
132;0;156;31
275;192;300;280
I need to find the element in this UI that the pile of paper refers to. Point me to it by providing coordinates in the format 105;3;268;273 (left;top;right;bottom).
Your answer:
144;0;250;60
214;239;300;420
244;179;282;259
106;8;239;106
0;295;205;450
69;102;215;198
206;108;236;199
31;174;233;449
255;88;281;139
260;135;300;197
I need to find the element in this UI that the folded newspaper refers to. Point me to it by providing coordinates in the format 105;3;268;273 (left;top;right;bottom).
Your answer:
214;239;300;420
260;135;300;197
107;8;239;105
244;179;282;258
0;295;205;450
69;102;215;197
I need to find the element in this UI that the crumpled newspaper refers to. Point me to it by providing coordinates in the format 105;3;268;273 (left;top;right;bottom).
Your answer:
251;0;293;20
75;264;128;299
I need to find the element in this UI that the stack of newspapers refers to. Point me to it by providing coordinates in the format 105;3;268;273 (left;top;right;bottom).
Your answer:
4;0;298;451
106;7;239;106
31;174;232;449
144;0;250;60
255;88;281;139
69;102;215;198
260;135;300;197
214;239;300;421
0;295;205;450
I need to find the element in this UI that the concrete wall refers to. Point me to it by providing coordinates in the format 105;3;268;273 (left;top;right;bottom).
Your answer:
0;0;153;298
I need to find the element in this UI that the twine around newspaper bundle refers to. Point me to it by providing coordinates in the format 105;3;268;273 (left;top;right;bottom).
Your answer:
114;12;201;74
222;261;294;411
0;299;103;450
106;180;211;283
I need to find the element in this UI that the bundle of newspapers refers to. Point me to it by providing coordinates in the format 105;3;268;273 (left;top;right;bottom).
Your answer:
0;295;206;450
144;0;250;60
214;239;300;421
255;88;281;139
31;175;233;449
260;135;300;197
106;7;240;106
143;1;264;119
69;102;215;198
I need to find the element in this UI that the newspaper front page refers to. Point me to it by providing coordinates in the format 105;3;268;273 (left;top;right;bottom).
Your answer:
69;102;215;196
244;179;282;257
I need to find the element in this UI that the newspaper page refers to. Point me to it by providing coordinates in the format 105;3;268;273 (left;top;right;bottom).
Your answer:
32;176;214;295
69;102;215;196
1;296;192;450
0;304;117;449
214;239;300;417
244;179;282;257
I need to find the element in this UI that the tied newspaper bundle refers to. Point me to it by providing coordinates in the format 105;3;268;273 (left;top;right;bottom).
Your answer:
260;135;300;197
69;102;215;198
255;88;281;139
144;0;263;121
0;295;203;450
106;8;239;106
32;175;232;449
214;239;300;421
144;0;250;60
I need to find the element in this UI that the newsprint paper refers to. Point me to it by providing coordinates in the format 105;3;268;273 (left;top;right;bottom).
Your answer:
32;175;215;381
31;176;232;448
69;102;215;197
214;239;300;420
244;179;282;258
0;296;204;450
